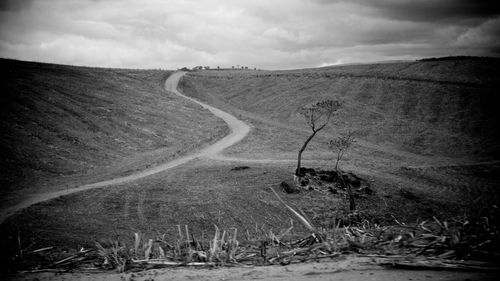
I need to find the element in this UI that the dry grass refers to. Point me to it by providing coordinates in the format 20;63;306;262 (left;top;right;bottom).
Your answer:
0;59;228;208
4;160;494;271
180;58;500;159
13;203;499;272
2;58;499;273
178;58;500;214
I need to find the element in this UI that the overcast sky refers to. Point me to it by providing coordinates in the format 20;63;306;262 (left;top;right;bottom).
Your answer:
1;0;499;69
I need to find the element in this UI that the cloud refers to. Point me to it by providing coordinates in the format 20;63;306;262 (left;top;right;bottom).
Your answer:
452;17;500;55
314;0;500;23
0;0;499;69
0;0;33;11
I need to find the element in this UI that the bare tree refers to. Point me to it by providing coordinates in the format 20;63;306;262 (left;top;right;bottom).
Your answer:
328;131;356;210
328;131;356;171
296;100;341;177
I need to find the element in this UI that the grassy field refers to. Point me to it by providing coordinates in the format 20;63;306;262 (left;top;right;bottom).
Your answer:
0;59;228;208
1;58;499;271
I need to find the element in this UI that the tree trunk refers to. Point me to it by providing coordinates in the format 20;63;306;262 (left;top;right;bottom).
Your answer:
346;184;356;211
296;130;318;176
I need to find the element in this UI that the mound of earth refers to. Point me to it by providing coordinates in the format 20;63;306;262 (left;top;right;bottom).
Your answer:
284;168;372;197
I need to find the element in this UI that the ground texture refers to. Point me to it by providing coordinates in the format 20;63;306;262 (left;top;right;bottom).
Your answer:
1;58;499;280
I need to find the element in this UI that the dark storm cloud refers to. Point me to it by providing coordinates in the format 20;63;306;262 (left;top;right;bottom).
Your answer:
0;0;33;11
315;0;500;23
452;17;500;55
370;0;500;23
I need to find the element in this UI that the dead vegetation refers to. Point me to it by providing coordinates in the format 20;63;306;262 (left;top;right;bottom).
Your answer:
3;58;500;277
284;167;371;214
6;160;497;274
0;59;228;206
181;58;500;159
9;193;499;274
328;131;356;171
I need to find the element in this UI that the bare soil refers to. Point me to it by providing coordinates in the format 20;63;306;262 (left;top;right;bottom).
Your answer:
181;58;500;159
0;60;229;221
5;256;498;281
1;58;499;280
0;71;247;223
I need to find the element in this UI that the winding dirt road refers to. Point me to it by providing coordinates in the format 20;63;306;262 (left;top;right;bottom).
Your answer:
0;72;250;223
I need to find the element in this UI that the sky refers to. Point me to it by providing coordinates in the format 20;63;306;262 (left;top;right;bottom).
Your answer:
0;0;499;70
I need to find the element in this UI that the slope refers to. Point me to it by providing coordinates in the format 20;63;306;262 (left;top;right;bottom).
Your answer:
0;59;228;207
180;57;500;159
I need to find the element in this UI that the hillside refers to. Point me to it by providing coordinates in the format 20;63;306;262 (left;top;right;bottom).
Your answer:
180;57;500;159
1;59;499;276
0;59;228;205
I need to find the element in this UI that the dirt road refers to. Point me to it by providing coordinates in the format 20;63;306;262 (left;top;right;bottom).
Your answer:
2;70;490;223
0;72;250;224
4;73;498;281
